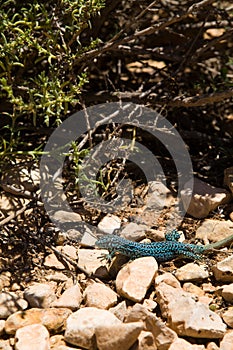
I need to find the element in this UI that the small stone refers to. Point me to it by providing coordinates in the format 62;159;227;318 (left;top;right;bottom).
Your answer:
0;319;5;335
174;263;209;282
155;272;181;289
142;299;157;312
196;219;233;244
220;330;233;350
169;338;205;350
121;222;147;241
52;210;82;223
206;341;220;350
98;214;121;234
95;322;143;350
125;303;177;349
109;301;128;322
181;178;231;218
64;307;122;349
213;255;233;282
44;245;77;270
0;292;27;319
5;308;71;334
222;284;233;303
136;331;157;350
51;284;82;311
24;282;57;308
45;272;69;282
116;257;158;302
84;282;118;309
222;307;233;328
0;339;13;350
15;324;50;350
156;282;226;338
183;282;205;297
145;181;174;209
77;248;109;277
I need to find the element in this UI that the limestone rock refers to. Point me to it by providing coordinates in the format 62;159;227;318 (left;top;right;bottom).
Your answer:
174;263;209;282
24;282;57;308
15;324;50;350
64;307;122;349
116;257;158;302
51;284;82;311
222;307;233;328
156;282;226;338
222;284;233;303
181;178;231;218
196;219;233;244
220;330;233;350
98;214;121;234
212;255;233;283
0;292;27;319
95;322;143;350
5;308;71;334
121;222;147;241
84;282;118;309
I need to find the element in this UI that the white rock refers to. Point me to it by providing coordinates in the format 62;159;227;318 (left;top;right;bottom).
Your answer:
155;272;181;289
84;282;118;309
116;257;158;302
220;330;233;350
98;214;121;234
222;283;233;303
156;282;226;338
222;307;233;328
145;181;174;209
24;283;57;308
121;222;147;241
51;284;82;311
169;337;205;350
64;307;122;348
15;324;50;350
125;303;177;349
181;178;231;218
95;321;143;350
174;263;209;282
196;219;233;244
0;319;5;335
213;255;233;282
77;248;109;277
0;292;27;319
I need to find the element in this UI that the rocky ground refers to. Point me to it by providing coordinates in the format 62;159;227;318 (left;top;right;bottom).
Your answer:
0;164;233;350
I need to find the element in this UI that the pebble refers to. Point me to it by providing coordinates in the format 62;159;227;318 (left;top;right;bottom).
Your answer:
125;303;177;349
196;219;233;244
84;281;118;309
0;292;28;319
120;222;147;241
116;257;158;302
51;284;83;311
220;330;233;350
24;282;57;308
155;272;181;289
137;330;157;350
169;338;205;350
212;255;233;282
98;214;121;234
174;262;209;282
183;282;205;297
109;301;128;322
222;307;233;328
5;308;72;334
95;321;143;350
145;181;174;209
64;307;122;348
44;245;77;270
181;178;231;218
222;283;233;303
15;324;50;350
77;248;109;277
156;282;226;338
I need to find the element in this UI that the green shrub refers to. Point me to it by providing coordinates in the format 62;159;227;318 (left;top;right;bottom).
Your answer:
0;0;105;159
